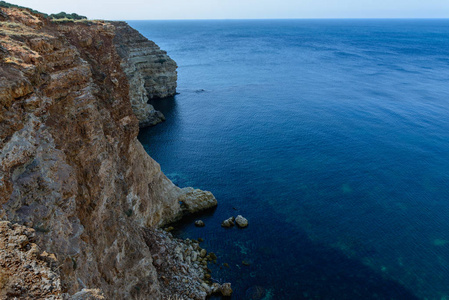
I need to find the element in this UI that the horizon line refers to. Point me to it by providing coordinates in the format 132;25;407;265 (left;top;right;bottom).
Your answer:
117;17;449;21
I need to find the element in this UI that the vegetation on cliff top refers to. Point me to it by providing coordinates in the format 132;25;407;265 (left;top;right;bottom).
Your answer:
0;1;87;20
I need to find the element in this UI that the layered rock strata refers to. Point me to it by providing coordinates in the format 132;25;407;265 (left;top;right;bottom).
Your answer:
112;21;177;127
0;7;221;299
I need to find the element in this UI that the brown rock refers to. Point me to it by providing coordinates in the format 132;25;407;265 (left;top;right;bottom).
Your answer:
0;221;62;299
220;283;233;297
0;7;220;300
221;216;235;228
178;187;218;214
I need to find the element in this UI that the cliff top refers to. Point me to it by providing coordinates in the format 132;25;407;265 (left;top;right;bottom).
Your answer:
0;1;87;20
0;6;108;70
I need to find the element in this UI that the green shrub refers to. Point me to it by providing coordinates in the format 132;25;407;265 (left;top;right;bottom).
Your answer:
50;11;87;20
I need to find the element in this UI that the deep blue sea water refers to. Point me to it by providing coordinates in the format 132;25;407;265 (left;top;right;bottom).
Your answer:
130;19;449;299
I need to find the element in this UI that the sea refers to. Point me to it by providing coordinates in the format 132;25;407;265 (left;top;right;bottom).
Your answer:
130;19;449;299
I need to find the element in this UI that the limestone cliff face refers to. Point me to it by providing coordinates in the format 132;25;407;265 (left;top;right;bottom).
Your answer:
0;7;217;299
112;21;177;127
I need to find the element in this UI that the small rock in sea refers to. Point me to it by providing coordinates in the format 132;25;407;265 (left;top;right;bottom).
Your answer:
220;283;233;296
198;237;204;242
200;249;207;258
223;263;230;268
221;217;235;228
235;215;248;228
194;220;205;227
242;260;250;266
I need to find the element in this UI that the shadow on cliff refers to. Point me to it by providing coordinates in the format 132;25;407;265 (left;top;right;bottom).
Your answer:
148;95;178;119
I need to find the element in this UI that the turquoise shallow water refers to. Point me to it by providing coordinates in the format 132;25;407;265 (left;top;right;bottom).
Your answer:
132;19;449;299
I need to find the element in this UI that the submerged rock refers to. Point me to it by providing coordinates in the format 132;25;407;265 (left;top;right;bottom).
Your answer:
235;215;249;228
245;285;267;300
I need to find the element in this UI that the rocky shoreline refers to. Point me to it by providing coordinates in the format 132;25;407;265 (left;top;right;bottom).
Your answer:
0;5;229;299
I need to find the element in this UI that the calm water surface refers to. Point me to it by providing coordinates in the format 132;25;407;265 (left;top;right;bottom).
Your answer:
131;19;449;299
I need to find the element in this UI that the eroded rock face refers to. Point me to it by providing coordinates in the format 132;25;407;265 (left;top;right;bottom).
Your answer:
0;221;62;299
112;21;177;127
0;8;216;299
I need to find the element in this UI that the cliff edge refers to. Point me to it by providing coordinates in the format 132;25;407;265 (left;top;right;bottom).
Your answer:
0;7;222;299
113;21;177;128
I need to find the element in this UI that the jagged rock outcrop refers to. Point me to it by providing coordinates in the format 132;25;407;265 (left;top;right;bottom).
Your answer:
112;21;177;127
179;187;218;214
0;221;62;299
0;7;218;299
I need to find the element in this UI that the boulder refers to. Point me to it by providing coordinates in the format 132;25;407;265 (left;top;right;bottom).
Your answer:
178;187;218;214
220;283;233;296
195;220;205;227
235;215;248;228
221;217;235;228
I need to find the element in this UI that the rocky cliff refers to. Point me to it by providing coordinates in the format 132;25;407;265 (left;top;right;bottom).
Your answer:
0;7;222;299
112;21;177;127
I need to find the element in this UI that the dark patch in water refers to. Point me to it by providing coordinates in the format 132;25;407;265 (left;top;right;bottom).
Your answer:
135;19;449;299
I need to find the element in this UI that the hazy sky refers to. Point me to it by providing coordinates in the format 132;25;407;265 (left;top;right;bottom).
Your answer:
7;0;449;20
